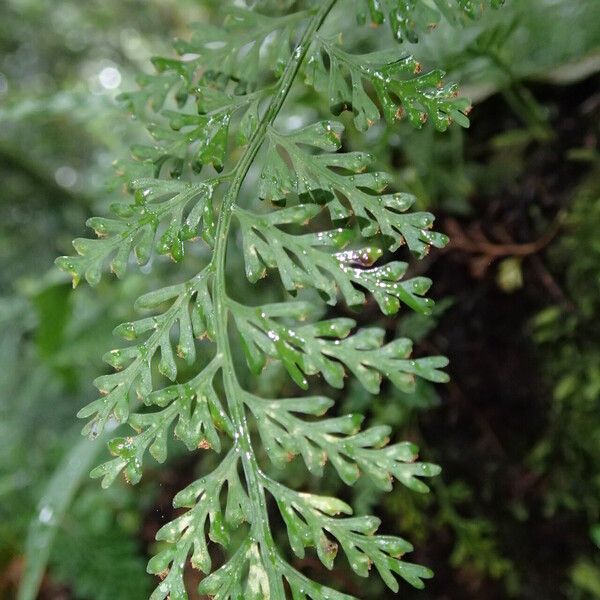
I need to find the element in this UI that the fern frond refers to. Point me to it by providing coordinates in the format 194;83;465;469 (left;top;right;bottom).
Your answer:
231;303;448;391
244;391;441;491
265;478;433;590
305;41;470;131
170;9;307;86
118;9;307;179
120;8;307;116
55;0;502;597
76;270;214;437
89;357;229;488
235;208;437;313
55;179;218;284
146;447;246;599
258;122;449;253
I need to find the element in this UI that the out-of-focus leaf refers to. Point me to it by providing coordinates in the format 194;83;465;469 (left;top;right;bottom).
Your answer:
17;432;108;600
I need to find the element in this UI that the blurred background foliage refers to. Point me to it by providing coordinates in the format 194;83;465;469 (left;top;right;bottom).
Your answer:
0;0;599;598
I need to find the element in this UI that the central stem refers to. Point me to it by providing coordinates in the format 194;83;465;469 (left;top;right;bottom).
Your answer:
210;0;337;591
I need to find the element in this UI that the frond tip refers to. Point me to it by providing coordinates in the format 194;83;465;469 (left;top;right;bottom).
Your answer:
268;481;434;590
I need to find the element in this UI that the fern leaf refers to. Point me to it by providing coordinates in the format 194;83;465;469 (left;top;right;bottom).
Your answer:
245;391;441;490
53;0;501;597
235;208;438;313
171;9;307;85
118;9;307;179
89;357;229;488
55;180;217;285
75;270;214;437
266;478;433;589
357;0;505;42
131;87;269;177
146;448;246;599
231;302;448;390
120;8;306;117
306;41;470;130
258;122;449;252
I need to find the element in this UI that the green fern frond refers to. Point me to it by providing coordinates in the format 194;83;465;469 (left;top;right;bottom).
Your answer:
257;121;449;253
74;269;214;438
90;357;229;488
265;478;433;589
234;209;438;313
244;391;441;490
120;8;306;113
56;1;501;597
305;42;470;130
55;179;219;284
231;303;448;391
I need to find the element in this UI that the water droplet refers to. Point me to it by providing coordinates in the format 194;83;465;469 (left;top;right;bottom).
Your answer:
38;505;54;524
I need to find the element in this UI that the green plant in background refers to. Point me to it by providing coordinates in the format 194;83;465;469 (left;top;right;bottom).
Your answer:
55;1;503;597
530;163;600;598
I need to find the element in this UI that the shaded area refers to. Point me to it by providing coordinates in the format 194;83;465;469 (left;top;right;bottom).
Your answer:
413;74;600;599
